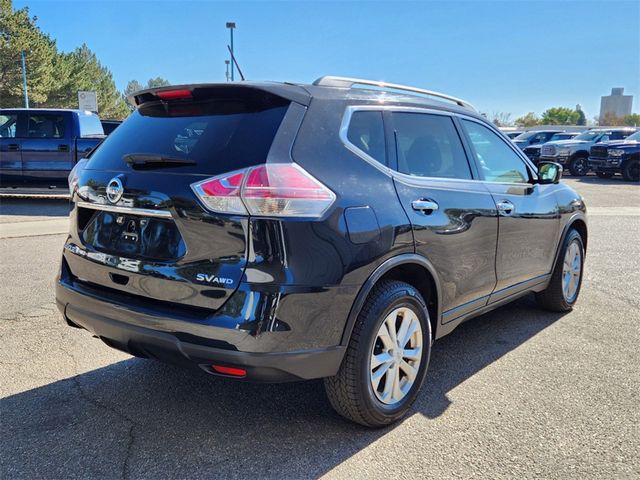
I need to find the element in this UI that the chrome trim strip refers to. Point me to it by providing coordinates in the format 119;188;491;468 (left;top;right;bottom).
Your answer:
339;105;539;186
75;201;173;218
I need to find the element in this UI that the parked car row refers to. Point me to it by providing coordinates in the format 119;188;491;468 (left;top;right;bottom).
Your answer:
0;109;121;188
509;127;638;178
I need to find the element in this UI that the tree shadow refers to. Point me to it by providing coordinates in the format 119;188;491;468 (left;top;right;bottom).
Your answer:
0;296;566;479
0;198;70;218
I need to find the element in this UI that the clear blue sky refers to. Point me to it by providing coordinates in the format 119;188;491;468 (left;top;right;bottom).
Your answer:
15;0;640;120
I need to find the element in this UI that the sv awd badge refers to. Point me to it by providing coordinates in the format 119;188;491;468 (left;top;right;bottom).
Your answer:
196;274;234;285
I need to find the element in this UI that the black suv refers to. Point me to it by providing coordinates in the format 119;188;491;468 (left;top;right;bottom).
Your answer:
588;130;640;181
57;77;588;427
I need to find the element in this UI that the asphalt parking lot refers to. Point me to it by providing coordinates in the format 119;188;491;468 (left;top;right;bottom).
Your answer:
1;176;639;479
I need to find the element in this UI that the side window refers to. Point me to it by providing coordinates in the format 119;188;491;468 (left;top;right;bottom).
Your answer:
462;119;530;184
27;114;65;139
610;131;629;141
347;111;386;164
393;112;472;180
0;114;17;138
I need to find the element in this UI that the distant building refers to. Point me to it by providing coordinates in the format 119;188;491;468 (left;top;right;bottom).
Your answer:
599;88;633;121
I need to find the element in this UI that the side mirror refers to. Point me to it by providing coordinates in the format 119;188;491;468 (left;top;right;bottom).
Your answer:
537;161;562;184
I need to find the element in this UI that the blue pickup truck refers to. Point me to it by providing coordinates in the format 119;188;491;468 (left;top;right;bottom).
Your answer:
0;108;106;187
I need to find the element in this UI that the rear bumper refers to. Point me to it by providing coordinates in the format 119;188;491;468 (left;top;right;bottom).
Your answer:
56;276;348;383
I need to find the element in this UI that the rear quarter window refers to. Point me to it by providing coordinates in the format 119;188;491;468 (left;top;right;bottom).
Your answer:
86;96;289;175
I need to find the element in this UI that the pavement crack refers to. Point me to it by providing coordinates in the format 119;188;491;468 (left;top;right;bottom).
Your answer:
55;342;140;479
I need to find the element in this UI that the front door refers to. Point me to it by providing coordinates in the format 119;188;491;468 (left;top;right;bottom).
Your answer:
0;112;22;186
21;112;72;186
460;118;560;300
390;111;498;322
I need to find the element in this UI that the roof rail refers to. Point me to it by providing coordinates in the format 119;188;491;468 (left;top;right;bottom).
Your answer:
313;76;476;111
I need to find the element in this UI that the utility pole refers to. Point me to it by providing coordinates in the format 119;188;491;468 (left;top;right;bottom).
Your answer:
226;22;236;81
225;60;230;82
21;49;29;108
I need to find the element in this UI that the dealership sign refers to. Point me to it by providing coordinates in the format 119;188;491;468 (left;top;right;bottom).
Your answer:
78;91;98;112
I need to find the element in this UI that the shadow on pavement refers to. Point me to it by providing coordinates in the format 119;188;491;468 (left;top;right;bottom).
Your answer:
1;296;565;479
0;198;71;218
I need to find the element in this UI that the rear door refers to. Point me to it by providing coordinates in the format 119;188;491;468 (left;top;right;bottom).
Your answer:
460;118;560;301
389;110;498;322
64;86;297;312
21;111;73;185
0;112;22;186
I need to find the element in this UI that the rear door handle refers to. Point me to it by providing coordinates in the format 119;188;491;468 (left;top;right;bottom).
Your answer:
58;144;69;152
496;200;515;216
411;199;439;212
7;143;19;151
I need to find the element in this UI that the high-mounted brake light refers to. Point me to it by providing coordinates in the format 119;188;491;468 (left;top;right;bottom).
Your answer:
191;163;336;218
156;89;193;100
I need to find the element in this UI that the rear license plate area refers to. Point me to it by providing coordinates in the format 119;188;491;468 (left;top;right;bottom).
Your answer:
81;210;185;260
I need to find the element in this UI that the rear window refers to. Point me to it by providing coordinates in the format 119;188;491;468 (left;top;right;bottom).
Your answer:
79;113;104;137
86;91;289;175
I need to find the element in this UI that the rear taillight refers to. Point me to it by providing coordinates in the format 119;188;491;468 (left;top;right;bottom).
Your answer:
191;163;335;218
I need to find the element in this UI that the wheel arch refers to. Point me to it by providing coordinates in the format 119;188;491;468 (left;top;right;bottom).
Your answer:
551;213;588;271
340;254;442;346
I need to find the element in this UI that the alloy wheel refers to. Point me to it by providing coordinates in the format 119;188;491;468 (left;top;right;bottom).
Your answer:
369;307;423;405
562;240;582;303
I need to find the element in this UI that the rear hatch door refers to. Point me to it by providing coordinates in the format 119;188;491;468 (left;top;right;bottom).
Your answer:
64;85;307;312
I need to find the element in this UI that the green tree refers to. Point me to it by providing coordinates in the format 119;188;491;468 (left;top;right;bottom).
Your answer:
622;113;640;127
576;109;586;126
124;79;143;97
515;112;540;127
45;44;129;118
541;107;580;125
146;77;170;89
0;0;57;105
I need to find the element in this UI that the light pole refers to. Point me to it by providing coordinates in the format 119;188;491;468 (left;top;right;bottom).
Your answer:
226;22;236;81
224;60;230;82
21;49;29;108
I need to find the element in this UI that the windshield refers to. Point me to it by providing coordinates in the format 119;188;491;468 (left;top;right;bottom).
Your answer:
513;131;536;141
625;131;640;141
573;131;603;141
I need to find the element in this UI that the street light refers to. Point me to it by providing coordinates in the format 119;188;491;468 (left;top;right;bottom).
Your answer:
225;22;236;81
225;60;230;82
21;50;29;108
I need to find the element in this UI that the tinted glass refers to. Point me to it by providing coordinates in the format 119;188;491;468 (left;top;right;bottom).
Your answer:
347;111;386;164
86;96;289;175
27;114;65;138
393;113;472;179
79;113;104;137
0;114;17;138
610;131;633;140
462;119;530;183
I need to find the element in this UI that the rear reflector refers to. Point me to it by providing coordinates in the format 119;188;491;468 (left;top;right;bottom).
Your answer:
191;163;335;218
211;365;247;377
156;89;193;100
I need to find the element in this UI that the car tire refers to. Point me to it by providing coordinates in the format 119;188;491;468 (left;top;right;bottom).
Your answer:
622;159;639;182
569;156;589;176
595;171;613;179
536;229;584;312
324;280;432;427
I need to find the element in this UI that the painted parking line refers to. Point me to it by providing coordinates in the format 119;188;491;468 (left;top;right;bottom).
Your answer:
587;207;640;216
0;218;69;239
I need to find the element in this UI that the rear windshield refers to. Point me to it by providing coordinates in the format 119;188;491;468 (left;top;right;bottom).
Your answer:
86;91;289;175
79;113;105;137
